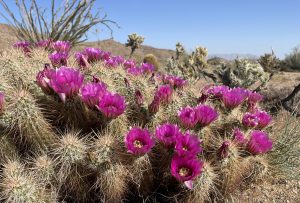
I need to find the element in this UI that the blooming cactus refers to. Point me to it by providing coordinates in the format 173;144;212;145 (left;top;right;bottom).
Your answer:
195;104;218;127
222;87;248;109
80;82;107;109
175;132;202;157
255;110;272;129
155;123;181;147
233;128;247;145
49;66;84;102
36;64;55;94
96;92;126;119
247;130;273;155
242;112;259;128
125;127;155;155
178;106;198;128
171;155;203;189
52;41;71;53
13;41;31;54
49;52;68;67
155;85;173;104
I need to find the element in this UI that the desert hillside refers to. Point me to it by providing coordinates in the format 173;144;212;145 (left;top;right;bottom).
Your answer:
0;23;175;65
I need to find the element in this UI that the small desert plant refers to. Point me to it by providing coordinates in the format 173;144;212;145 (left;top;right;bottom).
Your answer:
282;46;300;71
125;33;144;58
0;0;118;46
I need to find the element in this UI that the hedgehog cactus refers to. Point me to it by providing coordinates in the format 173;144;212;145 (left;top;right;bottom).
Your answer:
0;40;290;202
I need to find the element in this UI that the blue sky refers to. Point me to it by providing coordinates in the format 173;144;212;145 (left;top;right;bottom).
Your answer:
1;0;300;58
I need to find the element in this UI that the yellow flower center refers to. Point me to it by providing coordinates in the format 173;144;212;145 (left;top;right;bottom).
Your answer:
179;167;190;177
134;140;143;148
182;146;188;151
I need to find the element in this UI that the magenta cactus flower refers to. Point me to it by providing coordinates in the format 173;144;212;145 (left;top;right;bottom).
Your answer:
233;128;247;145
112;56;125;65
36;64;55;94
207;85;230;99
163;75;187;89
49;66;84;102
155;85;173;104
49;52;68;67
140;63;154;74
83;47;101;63
148;95;161;114
52;41;71;53
80;82;107;109
123;59;136;69
134;90;144;106
75;52;88;68
217;141;230;159
247;92;264;111
0;92;5;112
125;127;155;155
35;39;53;48
171;155;203;189
105;58;118;67
99;50;111;61
127;67;143;76
175;132;202;157
96;92;126;119
247;130;273;155
13;41;31;54
155;123;181;147
195;105;218;127
222;87;248;109
255;110;272;129
242;112;259;128
178;106;198;128
198;85;213;103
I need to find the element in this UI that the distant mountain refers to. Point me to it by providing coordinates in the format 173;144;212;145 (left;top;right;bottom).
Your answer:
208;54;258;60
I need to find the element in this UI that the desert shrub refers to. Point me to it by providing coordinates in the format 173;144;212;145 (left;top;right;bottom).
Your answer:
0;41;293;202
282;46;300;71
0;0;118;46
143;54;159;71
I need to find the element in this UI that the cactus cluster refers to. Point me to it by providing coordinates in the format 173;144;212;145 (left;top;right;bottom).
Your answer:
216;58;271;89
258;52;281;73
166;45;209;80
0;40;293;202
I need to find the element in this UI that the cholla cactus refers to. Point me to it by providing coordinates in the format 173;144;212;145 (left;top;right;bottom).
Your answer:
125;33;145;58
175;42;185;60
217;58;270;89
0;40;296;202
189;46;208;69
258;51;281;73
166;44;209;80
